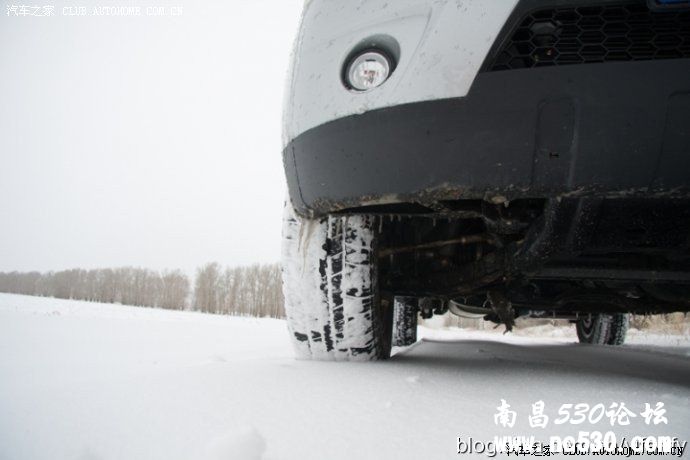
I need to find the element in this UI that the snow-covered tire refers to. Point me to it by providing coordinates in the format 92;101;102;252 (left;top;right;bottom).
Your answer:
576;314;611;345
392;297;418;347
576;313;629;345
281;200;391;361
606;313;629;346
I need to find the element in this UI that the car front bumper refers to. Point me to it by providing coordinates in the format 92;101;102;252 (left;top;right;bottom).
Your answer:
284;59;690;217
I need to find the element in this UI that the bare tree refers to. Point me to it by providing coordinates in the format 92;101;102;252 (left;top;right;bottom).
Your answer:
0;261;284;319
160;270;190;310
193;262;221;314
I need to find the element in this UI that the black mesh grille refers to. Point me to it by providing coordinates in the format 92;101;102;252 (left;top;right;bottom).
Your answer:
488;2;690;71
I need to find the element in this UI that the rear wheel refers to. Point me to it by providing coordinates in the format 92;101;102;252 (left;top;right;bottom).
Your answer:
606;313;629;345
576;314;611;345
576;313;629;345
281;200;392;361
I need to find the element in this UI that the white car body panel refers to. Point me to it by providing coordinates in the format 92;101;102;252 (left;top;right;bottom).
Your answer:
283;0;519;146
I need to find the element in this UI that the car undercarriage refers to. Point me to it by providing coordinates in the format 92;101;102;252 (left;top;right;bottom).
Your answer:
363;197;690;331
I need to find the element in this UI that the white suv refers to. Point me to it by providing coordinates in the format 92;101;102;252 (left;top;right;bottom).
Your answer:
281;0;690;360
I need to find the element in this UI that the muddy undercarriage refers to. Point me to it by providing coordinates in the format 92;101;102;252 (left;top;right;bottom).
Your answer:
338;197;690;329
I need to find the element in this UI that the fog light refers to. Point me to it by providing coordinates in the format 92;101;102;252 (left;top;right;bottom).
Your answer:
345;50;392;92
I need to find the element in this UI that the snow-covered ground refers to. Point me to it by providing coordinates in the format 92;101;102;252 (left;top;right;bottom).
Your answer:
1;292;689;460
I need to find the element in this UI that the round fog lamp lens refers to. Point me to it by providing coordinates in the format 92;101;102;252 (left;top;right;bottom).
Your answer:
346;51;391;92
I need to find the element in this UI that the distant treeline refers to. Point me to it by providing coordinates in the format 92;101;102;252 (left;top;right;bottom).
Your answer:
0;263;285;318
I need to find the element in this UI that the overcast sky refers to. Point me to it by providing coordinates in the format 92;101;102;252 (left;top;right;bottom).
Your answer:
0;0;304;274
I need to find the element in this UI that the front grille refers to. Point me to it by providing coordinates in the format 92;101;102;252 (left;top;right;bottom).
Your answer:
488;1;690;71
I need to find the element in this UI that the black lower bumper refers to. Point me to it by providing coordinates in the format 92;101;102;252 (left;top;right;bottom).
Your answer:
283;59;690;217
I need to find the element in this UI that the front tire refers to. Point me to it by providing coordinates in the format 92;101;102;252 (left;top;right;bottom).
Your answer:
392;297;418;347
281;200;391;361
